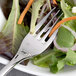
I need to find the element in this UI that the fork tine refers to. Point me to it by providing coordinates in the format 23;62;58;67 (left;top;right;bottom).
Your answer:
35;7;56;33
41;27;52;42
46;13;63;43
46;30;58;46
51;13;63;29
41;13;63;42
36;10;60;38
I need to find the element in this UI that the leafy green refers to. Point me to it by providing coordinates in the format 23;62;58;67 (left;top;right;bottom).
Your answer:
57;0;61;2
50;0;76;73
50;58;65;73
49;55;58;73
61;0;73;18
32;49;65;68
30;0;45;33
47;0;51;10
32;0;76;74
61;0;76;31
56;26;75;47
65;0;75;6
49;50;76;73
0;0;27;54
25;25;29;33
56;0;76;48
65;50;76;65
32;51;55;67
33;48;76;73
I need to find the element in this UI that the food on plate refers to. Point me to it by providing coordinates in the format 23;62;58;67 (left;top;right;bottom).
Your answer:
0;0;76;73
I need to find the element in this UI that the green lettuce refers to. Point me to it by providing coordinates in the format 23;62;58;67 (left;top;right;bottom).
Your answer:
32;0;76;74
50;0;76;73
56;0;76;48
0;0;27;54
30;0;45;33
32;51;55;67
65;0;76;6
32;49;65;68
50;50;76;73
56;26;75;47
61;0;76;31
32;48;76;73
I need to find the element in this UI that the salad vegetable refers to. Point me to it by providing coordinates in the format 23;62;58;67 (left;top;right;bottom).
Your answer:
49;16;76;37
18;0;34;24
33;0;76;73
53;0;57;5
61;0;76;31
30;0;45;33
47;0;51;10
50;49;76;73
56;26;75;48
0;0;27;55
0;0;76;74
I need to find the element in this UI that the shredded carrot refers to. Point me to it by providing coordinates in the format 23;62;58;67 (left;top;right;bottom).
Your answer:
53;0;57;5
18;0;34;24
49;16;76;37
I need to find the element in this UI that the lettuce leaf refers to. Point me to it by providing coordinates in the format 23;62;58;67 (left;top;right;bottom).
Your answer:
50;50;76;73
56;26;75;47
56;0;76;48
32;0;76;74
61;0;76;31
49;55;59;73
32;49;65;68
33;49;76;73
32;51;55;67
65;0;75;6
0;0;27;54
55;0;76;48
30;0;45;33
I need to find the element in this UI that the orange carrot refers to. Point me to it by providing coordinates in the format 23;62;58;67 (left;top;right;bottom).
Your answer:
49;16;76;37
18;0;34;24
53;0;57;5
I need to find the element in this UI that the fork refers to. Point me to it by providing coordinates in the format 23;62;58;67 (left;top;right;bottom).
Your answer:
0;7;63;76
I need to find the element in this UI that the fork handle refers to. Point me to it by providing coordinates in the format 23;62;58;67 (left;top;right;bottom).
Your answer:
0;51;31;76
0;59;16;76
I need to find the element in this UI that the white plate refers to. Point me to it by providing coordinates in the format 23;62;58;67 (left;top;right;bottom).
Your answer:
0;7;76;76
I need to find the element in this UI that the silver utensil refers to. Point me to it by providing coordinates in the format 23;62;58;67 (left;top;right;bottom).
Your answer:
0;7;63;76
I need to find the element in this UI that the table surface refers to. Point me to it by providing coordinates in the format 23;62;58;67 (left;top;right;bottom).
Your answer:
0;63;35;76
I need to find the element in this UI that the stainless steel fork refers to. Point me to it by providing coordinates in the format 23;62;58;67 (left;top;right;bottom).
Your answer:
0;7;63;76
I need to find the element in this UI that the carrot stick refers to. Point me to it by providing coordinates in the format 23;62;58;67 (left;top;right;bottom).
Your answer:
53;0;57;5
49;16;76;37
18;0;34;24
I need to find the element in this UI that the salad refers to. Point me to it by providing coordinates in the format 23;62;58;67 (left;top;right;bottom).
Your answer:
0;0;76;73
